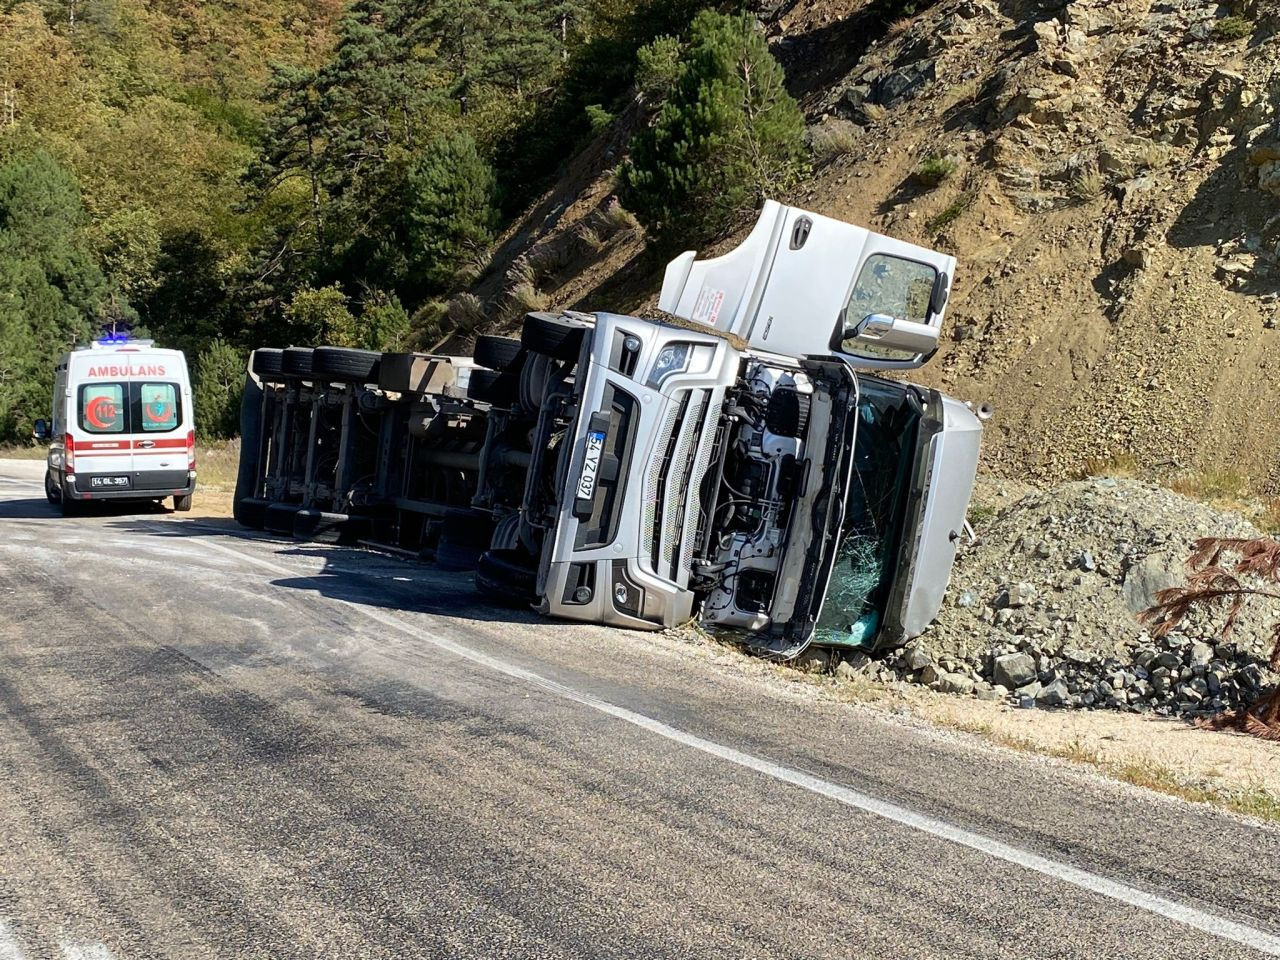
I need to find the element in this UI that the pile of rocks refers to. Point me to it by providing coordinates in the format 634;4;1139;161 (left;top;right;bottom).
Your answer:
832;478;1280;716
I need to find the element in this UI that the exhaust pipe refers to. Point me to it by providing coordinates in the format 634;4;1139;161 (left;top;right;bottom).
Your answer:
967;401;995;422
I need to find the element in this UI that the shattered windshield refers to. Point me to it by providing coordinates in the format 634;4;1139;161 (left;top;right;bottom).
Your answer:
815;377;920;647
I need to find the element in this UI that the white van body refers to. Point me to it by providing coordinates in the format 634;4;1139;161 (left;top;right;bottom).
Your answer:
658;199;956;370
45;340;196;512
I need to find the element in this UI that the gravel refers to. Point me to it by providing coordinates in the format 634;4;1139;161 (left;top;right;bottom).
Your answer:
833;478;1280;717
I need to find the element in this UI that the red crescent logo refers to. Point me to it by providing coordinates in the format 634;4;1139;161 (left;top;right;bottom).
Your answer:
143;401;173;423
85;395;117;430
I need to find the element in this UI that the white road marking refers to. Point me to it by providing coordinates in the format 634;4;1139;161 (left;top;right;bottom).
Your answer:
0;921;26;960
59;941;113;960
189;534;1280;955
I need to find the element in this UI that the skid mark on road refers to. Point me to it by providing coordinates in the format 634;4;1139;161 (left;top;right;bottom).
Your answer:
188;534;1280;957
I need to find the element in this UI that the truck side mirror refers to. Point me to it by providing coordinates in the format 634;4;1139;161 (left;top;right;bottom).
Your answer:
844;313;941;356
32;419;49;442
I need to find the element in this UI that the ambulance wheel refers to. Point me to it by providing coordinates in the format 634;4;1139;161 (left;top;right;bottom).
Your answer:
474;549;538;607
312;346;381;384
59;488;83;517
520;312;590;363
44;469;61;505
173;493;193;512
473;335;523;372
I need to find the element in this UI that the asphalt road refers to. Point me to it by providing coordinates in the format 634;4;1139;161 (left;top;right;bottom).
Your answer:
1;458;1279;959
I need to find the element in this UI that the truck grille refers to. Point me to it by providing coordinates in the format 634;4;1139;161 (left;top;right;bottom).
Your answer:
645;390;713;583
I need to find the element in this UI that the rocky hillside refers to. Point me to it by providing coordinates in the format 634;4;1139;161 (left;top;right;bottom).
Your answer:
477;0;1280;489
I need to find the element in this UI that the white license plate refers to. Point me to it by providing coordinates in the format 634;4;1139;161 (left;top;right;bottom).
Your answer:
91;476;130;488
576;431;606;501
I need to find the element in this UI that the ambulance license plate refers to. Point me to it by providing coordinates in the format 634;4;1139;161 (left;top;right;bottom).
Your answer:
91;475;130;488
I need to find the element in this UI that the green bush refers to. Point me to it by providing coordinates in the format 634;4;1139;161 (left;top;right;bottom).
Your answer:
193;339;245;439
585;103;616;134
915;154;957;188
1211;15;1253;40
404;132;499;292
359;289;411;351
284;285;359;346
622;11;806;247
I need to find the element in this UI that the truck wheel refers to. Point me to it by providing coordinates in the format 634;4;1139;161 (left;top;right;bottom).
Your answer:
251;348;284;379
293;508;369;544
312;346;381;383
264;502;301;534
44;470;61;505
475;549;539;607
521;312;591;362
281;347;315;378
467;368;519;408
234;497;269;530
518;351;555;416
473;335;523;372
173;494;193;512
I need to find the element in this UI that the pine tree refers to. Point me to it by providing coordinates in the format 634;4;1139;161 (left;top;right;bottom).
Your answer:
193;339;246;439
0;150;109;440
402;131;498;292
623;11;806;246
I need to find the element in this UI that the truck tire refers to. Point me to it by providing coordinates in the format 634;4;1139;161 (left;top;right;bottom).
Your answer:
475;549;539;607
173;493;193;512
264;501;301;534
235;497;269;530
251;348;284;378
518;351;555;416
467;368;519;408
281;347;315;378
233;372;266;527
473;335;523;372
521;312;591;362
313;346;381;383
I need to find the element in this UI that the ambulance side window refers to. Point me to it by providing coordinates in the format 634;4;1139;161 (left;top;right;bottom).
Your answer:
137;382;180;432
79;383;126;434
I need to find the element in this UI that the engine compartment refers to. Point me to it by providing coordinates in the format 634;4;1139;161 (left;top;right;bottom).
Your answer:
697;360;823;632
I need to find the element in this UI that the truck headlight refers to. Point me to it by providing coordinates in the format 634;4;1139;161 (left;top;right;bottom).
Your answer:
645;343;691;388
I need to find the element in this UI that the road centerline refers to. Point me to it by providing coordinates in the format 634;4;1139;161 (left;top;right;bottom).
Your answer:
182;529;1280;957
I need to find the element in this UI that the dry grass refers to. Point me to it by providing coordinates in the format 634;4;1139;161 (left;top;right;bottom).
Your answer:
861;102;888;122
446;292;487;333
886;16;912;37
0;445;46;460
945;715;1280;823
1068;167;1104;203
946;79;981;106
1081;450;1141;479
809;121;860;163
599;200;641;238
1167;466;1254;504
197;438;241;489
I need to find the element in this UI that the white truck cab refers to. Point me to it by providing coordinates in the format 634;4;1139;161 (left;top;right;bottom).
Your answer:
37;338;197;515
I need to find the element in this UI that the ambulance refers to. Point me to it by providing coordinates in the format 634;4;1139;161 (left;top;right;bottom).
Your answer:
35;338;197;515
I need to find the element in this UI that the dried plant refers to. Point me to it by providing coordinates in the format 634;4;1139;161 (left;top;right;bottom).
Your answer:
1140;537;1280;739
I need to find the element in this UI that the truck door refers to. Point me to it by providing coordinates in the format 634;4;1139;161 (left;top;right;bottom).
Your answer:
658;202;956;371
73;380;134;492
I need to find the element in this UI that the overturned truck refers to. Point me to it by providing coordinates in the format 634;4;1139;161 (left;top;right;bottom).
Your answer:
234;202;986;658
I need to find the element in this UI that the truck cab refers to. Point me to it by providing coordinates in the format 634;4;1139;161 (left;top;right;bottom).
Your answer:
39;339;197;515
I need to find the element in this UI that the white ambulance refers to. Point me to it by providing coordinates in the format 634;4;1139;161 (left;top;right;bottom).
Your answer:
35;338;197;515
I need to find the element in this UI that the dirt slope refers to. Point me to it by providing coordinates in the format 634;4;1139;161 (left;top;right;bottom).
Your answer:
474;0;1280;488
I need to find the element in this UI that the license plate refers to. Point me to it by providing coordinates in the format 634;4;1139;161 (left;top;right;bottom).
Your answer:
90;475;130;488
576;431;606;501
